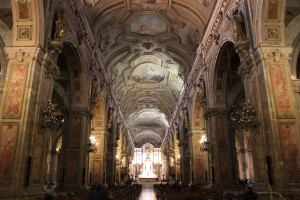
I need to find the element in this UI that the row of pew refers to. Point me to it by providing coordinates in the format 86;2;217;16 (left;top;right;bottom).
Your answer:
35;184;142;200
107;184;142;200
154;184;258;200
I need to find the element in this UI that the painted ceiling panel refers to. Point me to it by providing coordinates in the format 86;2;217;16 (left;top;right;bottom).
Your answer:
88;0;215;148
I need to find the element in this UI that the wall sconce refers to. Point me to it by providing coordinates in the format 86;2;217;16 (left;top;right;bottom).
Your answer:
116;155;120;165
42;100;66;129
88;135;97;153
200;135;209;152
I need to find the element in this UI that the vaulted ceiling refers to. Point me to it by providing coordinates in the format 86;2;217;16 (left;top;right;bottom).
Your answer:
87;0;216;148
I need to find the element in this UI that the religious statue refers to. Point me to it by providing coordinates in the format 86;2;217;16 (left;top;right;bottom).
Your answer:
232;11;247;42
90;78;98;100
54;18;64;41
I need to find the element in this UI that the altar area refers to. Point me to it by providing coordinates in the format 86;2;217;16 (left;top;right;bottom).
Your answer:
130;143;167;187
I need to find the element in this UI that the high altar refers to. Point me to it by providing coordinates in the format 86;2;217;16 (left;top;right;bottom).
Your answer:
130;143;166;182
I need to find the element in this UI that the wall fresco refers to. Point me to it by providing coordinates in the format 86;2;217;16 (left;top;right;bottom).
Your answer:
216;118;227;148
195;159;204;181
280;124;300;183
69;118;81;148
3;63;28;118
0;124;18;185
219;150;232;184
93;160;101;183
17;0;31;21
66;151;79;183
31;135;43;184
268;0;279;20
270;64;293;117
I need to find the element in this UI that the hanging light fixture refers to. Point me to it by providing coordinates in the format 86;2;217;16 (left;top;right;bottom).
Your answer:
199;135;209;152
42;100;67;129
229;100;258;130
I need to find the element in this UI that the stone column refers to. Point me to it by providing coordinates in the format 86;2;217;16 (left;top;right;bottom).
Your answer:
254;47;300;191
104;107;117;186
179;141;191;184
205;109;238;189
49;150;59;186
115;124;122;184
191;130;208;184
60;109;92;191
0;47;50;199
88;130;105;185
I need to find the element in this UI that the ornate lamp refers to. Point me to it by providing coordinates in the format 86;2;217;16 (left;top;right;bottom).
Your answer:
199;135;209;152
88;135;97;153
42;100;66;129
229;100;258;130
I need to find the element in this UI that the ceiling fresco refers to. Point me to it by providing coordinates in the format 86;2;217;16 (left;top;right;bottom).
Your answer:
89;0;216;148
132;63;165;83
130;14;168;36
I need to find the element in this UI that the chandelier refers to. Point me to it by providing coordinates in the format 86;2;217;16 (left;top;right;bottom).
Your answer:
88;135;97;153
229;100;258;130
42;100;66;129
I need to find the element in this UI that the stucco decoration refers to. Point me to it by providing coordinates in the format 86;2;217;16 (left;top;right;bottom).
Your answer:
130;14;167;36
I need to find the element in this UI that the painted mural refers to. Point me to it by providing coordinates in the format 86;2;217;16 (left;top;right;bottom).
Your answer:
280;124;300;183
0;125;18;185
270;64;293;117
132;63;165;83
17;0;31;20
216;118;227;148
219;150;232;184
93;160;101;183
268;0;279;19
69;118;81;148
196;159;204;181
66;151;79;183
130;14;167;36
3;63;28;118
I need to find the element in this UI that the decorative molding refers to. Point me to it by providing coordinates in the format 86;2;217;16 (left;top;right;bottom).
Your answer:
204;108;229;119
265;26;280;41
69;108;93;119
17;25;32;41
257;47;293;62
45;64;60;79
237;63;253;79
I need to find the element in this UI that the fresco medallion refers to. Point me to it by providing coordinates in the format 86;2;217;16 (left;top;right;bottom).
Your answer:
132;63;165;83
130;14;167;36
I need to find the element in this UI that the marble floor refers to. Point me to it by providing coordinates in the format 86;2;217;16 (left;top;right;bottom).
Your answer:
137;187;157;200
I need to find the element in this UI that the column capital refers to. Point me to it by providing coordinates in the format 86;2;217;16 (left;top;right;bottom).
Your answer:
204;108;229;119
70;108;93;119
190;130;206;137
254;46;293;63
4;46;45;63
